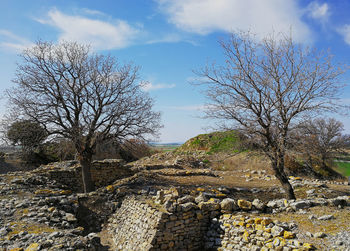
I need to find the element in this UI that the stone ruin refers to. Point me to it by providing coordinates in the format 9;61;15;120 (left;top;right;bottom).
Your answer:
104;186;350;250
1;158;350;250
32;159;134;192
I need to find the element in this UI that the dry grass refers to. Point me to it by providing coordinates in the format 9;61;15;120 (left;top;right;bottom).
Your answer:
209;152;272;173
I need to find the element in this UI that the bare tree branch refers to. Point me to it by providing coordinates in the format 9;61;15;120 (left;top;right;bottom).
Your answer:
195;31;348;199
7;40;162;192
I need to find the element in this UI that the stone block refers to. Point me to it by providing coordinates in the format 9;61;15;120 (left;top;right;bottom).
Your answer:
237;200;252;210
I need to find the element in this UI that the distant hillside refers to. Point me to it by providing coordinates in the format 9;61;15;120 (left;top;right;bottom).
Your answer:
149;142;182;152
176;131;245;154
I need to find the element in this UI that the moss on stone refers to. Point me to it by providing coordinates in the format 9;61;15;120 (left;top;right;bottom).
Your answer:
24;243;40;251
7;221;56;239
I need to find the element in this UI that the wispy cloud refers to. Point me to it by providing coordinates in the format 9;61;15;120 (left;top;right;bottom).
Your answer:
156;0;313;43
167;104;208;111
186;76;208;83
146;33;198;45
81;8;106;17
0;30;34;53
337;25;350;45
306;1;330;23
141;82;176;91
36;9;140;50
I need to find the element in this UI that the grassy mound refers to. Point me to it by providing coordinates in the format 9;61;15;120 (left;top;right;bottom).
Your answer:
334;161;350;177
176;131;245;154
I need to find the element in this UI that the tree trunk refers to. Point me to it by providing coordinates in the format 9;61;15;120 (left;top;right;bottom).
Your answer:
78;149;95;193
271;157;296;200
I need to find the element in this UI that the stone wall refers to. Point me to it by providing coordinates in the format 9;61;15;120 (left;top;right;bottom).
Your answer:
109;195;211;250
107;188;350;251
205;214;310;250
33;159;134;191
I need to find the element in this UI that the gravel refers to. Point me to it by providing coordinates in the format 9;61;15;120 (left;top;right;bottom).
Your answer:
328;230;350;250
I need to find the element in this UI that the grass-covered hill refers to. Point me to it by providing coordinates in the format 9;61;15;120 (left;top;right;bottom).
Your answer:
176;130;245;154
174;130;349;180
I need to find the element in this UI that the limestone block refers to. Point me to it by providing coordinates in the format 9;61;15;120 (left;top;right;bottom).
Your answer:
237;199;252;210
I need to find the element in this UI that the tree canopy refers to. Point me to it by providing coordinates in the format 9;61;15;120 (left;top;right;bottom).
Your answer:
7;41;162;192
7;120;47;152
196;32;347;199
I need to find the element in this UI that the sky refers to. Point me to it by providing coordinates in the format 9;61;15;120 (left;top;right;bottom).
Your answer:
0;0;350;143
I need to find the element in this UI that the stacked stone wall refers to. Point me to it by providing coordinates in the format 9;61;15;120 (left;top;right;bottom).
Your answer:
109;196;211;250
111;196;162;250
107;188;350;251
33;159;133;191
205;214;311;250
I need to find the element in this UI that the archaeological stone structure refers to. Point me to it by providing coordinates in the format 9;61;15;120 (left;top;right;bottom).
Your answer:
105;186;350;250
33;159;133;192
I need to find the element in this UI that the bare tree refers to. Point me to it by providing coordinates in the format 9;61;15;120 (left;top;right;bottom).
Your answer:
7;41;162;192
196;32;346;199
297;118;349;169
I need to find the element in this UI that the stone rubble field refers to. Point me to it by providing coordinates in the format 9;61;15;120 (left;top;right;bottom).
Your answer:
0;152;349;250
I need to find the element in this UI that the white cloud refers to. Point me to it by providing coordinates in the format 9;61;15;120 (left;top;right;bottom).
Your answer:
146;33;198;46
81;8;106;17
37;9;139;50
141;82;176;91
186;76;209;83
337;25;350;45
0;30;34;53
146;33;182;44
156;0;312;43
168;105;206;111
307;1;330;22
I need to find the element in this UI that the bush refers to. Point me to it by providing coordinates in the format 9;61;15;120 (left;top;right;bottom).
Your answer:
284;155;303;172
118;139;153;162
6;120;47;152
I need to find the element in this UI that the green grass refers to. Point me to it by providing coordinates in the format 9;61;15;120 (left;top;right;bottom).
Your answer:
150;144;181;152
207;131;239;154
334;161;350;177
177;130;244;154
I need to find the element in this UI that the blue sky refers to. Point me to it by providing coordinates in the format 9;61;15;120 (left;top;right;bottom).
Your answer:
1;0;350;142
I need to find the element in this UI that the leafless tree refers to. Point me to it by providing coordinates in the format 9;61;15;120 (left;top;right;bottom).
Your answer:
195;32;347;199
7;41;162;192
297;118;349;169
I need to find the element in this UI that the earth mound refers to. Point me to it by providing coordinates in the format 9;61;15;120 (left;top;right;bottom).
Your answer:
176;130;246;154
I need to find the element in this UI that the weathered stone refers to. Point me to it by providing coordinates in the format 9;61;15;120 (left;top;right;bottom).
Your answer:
317;215;334;221
314;232;327;238
180;202;197;212
302;243;315;250
65;213;77;222
290;200;311;210
198;201;220;211
329;196;348;207
0;227;8;236
283;231;295;239
271;226;284;237
252;199;266;211
195;193;208;204
24;243;40;251
178;195;195;204
237;200;252;210
220;198;237;213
